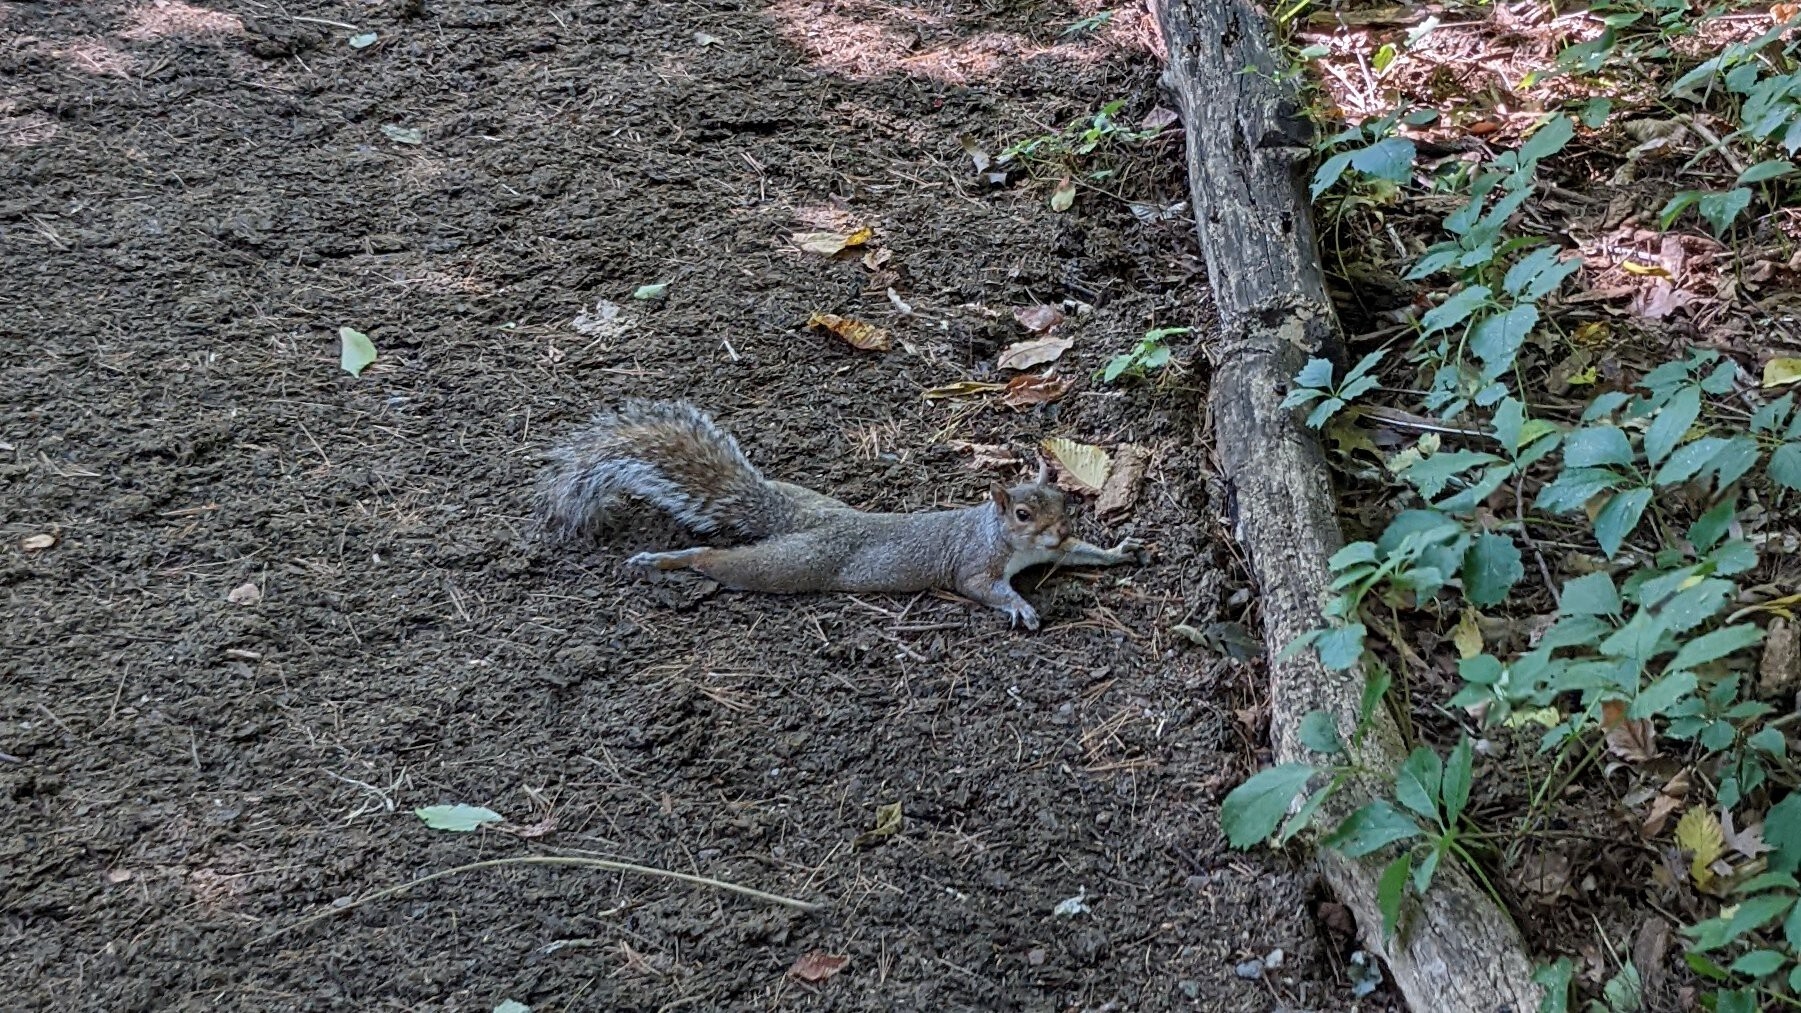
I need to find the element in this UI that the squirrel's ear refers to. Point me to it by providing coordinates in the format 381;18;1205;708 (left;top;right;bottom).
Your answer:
1034;456;1050;485
989;482;1011;509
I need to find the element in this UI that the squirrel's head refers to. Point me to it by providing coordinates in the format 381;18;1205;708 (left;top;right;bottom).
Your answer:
990;460;1071;549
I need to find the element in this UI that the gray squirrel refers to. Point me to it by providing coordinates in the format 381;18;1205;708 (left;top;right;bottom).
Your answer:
535;400;1145;629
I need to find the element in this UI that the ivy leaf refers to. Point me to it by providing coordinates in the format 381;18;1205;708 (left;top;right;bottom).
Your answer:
1713;435;1761;489
1697;188;1753;236
1502;246;1562;298
1643;386;1700;466
1322;800;1425;857
1400;450;1499;498
1395;746;1445;824
1655;436;1730;486
1563;426;1634;467
1295;357;1335;389
1462;533;1523;607
1593;487;1652;559
1533;958;1575;1013
1470;305;1539;379
1220;763;1317;848
1378;854;1410;941
1419;286;1492;335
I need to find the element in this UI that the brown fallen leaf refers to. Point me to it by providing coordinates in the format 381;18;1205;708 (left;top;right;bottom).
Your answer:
996;336;1073;371
923;380;1006;400
998;374;1072;410
788;951;849;984
861;247;892;270
1140;106;1179;131
1041;437;1111;494
1515;849;1574;903
958;133;991;173
853;802;902;848
807;312;890;351
1640;770;1691;839
1721;809;1772;860
19;532;57;552
1601;699;1658;762
1012;304;1066;333
499;815;559;839
1759;618;1800;697
226;582;263;606
947;440;1024;471
1096;444;1151;517
793;227;873;256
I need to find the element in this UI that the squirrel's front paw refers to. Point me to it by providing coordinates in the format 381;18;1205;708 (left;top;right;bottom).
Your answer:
1008;602;1041;631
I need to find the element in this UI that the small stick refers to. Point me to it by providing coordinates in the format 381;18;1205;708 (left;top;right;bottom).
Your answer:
255;855;821;945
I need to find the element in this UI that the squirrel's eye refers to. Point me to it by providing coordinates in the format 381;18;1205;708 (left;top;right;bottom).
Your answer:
1014;507;1031;522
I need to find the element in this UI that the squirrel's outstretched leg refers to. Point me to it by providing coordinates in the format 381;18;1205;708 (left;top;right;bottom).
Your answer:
1055;537;1146;568
627;547;713;571
959;577;1041;631
627;535;836;594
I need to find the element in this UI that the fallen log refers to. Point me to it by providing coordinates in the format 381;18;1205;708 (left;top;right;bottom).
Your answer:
1152;1;1544;1009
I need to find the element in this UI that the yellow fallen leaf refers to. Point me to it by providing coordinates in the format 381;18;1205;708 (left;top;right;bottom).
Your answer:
853;802;902;848
1452;609;1483;659
1621;261;1671;277
1761;357;1801;388
793;227;873;256
922;380;1006;400
807;312;891;351
1675;805;1725;889
1571;321;1611;347
19;532;57;552
1050;176;1075;213
1041;437;1111;493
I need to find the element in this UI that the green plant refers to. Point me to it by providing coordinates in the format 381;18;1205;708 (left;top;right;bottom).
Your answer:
1097;326;1188;384
1281;349;1385;426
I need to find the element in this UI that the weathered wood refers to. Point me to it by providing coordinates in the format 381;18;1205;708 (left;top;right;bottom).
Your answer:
1153;1;1544;1009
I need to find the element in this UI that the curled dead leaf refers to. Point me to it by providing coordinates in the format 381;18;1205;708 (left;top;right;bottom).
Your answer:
998;374;1072;410
226;582;263;606
19;532;57;552
1041;437;1111;494
947;440;1024;471
1012;304;1066;333
1095;444;1150;517
793;227;874;256
861;247;892;270
1601;699;1658;763
1762;357;1801;388
923;380;1006;400
807;312;891;351
787;951;849;984
996;336;1073;371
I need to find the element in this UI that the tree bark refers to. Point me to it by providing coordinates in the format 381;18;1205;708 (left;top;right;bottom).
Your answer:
1153;1;1544;1010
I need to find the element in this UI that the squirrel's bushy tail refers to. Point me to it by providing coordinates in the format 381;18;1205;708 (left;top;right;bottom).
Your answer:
536;400;804;542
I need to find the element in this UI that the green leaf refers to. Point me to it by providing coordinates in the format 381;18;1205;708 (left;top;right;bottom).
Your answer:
1311;151;1356;199
1378;854;1410;941
1419;286;1492;335
1518;114;1575;163
1769;443;1801;490
1295;357;1335;389
339;327;377;376
1659;190;1703;229
1502;247;1562;298
381;123;425;145
1643;386;1700;466
1767;793;1801;874
1533;957;1574;1013
1715;989;1758;1013
1724;893;1795;943
1411;840;1443;893
1401;450;1499;498
1305;397;1345;428
1669;625;1764;672
348;32;379;49
1689;496;1737;551
1629;671;1697;719
415;804;504;832
1655;436;1730;486
1583;391;1631;422
1563;426;1634;467
1317;624;1367;670
1698;188;1753;236
1560;572;1621;616
1462;533;1523;607
1322;800;1424;857
494;1002;532;1013
1278;785;1333;844
1395;746;1445;824
1220;763;1318;848
1442;736;1474;824
1349;137;1417;183
1298;710;1345;756
1537;467;1624;513
1712;435;1761;489
1738;159;1796;185
1469;305;1539;379
1593;487;1652;559
1579;97;1613;129
632;282;670;301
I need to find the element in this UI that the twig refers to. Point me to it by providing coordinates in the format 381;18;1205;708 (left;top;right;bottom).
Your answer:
256;855;821;945
1674;113;1747;178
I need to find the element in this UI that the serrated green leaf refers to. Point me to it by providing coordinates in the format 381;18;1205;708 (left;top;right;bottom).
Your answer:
1442;736;1473;824
1412;841;1443;894
1659;190;1703;229
1669;625;1764;672
1689;496;1737;551
1538;466;1623;514
1220;763;1318;848
1350;137;1416;183
1656;436;1730;486
1378;853;1410;941
1317;624;1367;670
1306;397;1346;429
1727;949;1787;978
1769;443;1801;490
1643;386;1700;466
1322;800;1424;857
1310;151;1356;199
1395;746;1444;824
1295;357;1335;389
1560;572;1621;616
1594;487;1652;558
1462;532;1523;607
1714;435;1761;489
1629;671;1697;719
1419;286;1491;335
1768;793;1801;874
1400;450;1499;498
1724;892;1795;943
1278;785;1333;844
1738;159;1796;185
1502;247;1563;298
416;804;504;832
1470;304;1538;379
1533;957;1574;1013
339;326;377;376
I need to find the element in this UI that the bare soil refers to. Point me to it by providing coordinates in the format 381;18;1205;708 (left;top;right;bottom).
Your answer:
1;2;1386;1010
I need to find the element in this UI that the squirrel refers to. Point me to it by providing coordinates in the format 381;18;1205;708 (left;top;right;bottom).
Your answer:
534;400;1146;630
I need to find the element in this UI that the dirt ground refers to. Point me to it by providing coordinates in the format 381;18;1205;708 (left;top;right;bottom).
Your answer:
1;2;1383;1010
